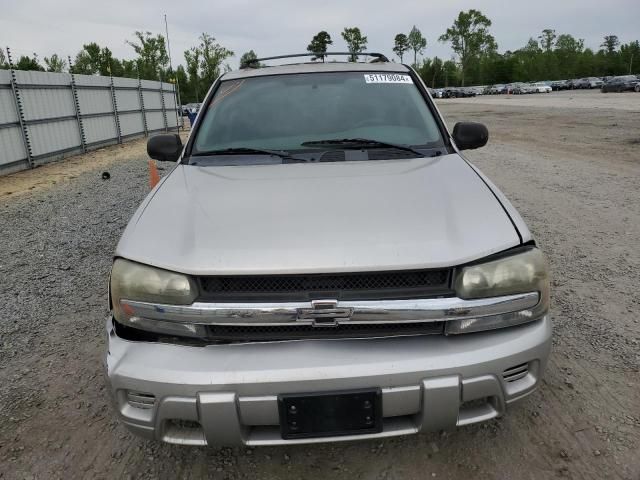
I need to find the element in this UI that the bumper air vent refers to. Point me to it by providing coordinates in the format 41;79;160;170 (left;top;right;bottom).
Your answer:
502;363;529;383
126;391;156;409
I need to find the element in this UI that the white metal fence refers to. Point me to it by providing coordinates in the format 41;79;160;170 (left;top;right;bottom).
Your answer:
0;69;180;176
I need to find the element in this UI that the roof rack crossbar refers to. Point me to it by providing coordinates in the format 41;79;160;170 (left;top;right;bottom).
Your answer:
241;52;390;69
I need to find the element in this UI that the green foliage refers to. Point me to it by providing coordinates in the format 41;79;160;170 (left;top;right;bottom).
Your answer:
240;50;258;68
43;54;66;72
407;26;427;66
601;35;620;54
341;27;368;62
71;43;121;76
539;29;556;52
307;31;333;60
180;33;233;103
16;54;44;71
183;46;202;102
126;31;169;80
393;34;409;63
619;41;640;74
438;9;496;85
198;33;234;86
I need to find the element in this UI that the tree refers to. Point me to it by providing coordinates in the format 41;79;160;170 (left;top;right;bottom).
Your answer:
442;59;458;87
0;49;8;69
240;50;258;68
620;40;640;74
71;43;116;76
307;31;333;60
341;27;368;62
554;34;584;78
15;54;44;71
601;35;620;54
126;31;169;80
184;46;202;102
439;9;496;86
393;34;410;63
195;33;234;86
71;43;100;74
175;65;191;102
182;34;233;102
407;26;427;66
44;54;66;72
539;29;556;53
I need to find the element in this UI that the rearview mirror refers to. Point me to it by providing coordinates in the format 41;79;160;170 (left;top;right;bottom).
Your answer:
452;122;489;150
147;134;183;162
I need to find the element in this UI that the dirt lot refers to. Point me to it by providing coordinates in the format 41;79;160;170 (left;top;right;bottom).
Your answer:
1;90;639;479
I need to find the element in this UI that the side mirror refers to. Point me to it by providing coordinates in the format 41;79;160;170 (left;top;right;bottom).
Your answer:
452;122;489;150
147;134;183;162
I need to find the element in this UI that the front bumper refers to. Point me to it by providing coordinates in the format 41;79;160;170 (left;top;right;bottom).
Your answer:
105;316;552;446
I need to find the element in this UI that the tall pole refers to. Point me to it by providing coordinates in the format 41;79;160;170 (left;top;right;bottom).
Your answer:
164;14;182;129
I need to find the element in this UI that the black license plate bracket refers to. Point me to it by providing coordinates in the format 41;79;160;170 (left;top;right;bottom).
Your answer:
278;388;382;439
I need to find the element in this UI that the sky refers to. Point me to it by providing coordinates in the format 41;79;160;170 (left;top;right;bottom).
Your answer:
1;0;639;69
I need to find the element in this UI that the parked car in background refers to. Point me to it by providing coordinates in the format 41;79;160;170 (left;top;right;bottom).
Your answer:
567;79;580;89
530;82;552;93
584;77;604;89
601;75;640;93
106;56;552;447
573;77;602;89
488;84;506;94
512;83;535;94
551;80;569;91
572;78;589;89
441;87;475;98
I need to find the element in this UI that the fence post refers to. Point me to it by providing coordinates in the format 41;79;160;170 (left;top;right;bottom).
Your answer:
138;73;148;137
67;56;87;153
7;47;33;168
159;78;168;133
109;74;122;144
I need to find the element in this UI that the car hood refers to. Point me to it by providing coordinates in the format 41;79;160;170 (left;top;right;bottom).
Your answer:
116;155;521;275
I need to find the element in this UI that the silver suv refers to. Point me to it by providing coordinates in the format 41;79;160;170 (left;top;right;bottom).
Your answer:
106;53;551;447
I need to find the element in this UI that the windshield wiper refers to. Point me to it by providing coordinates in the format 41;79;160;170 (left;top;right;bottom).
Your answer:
192;147;294;159
300;138;426;158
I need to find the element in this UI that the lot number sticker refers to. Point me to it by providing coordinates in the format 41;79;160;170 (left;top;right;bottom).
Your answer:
364;73;413;84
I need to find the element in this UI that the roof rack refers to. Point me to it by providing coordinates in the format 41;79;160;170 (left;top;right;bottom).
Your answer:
241;52;390;69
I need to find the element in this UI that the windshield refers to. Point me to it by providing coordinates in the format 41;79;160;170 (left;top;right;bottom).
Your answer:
191;72;445;155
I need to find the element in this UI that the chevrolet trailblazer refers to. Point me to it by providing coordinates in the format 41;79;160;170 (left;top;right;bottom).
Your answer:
106;53;551;446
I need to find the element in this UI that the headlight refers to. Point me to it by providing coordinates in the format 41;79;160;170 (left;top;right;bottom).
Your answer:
110;259;200;337
448;248;549;334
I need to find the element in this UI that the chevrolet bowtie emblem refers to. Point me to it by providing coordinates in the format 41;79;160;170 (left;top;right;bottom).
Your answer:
297;300;353;327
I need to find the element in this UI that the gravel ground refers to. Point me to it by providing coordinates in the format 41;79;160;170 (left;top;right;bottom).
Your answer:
1;90;639;479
